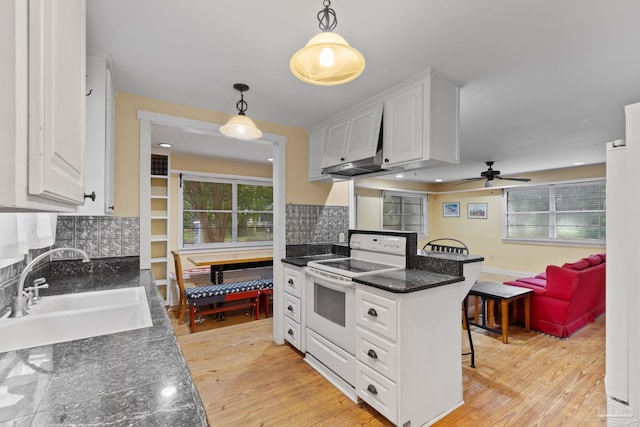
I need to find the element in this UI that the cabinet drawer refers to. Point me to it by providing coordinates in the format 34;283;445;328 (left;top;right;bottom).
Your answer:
356;327;397;381
285;268;302;298
284;292;301;323
356;361;397;423
307;329;356;387
284;317;302;350
356;289;398;342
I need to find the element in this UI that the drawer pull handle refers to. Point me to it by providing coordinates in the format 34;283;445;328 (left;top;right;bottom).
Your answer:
287;328;294;335
288;279;294;285
367;384;378;395
367;349;378;359
287;305;293;312
367;308;378;317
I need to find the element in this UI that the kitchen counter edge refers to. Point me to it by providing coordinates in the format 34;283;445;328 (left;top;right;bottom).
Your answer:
0;269;209;427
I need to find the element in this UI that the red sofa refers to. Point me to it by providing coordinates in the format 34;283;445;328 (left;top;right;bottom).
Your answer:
504;253;606;338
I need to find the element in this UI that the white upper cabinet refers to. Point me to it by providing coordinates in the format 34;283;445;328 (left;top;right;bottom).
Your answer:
0;0;87;212
307;127;327;181
76;53;115;215
307;68;460;180
321;102;384;169
381;83;423;166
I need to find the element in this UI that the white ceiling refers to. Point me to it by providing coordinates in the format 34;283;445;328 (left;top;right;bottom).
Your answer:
87;0;640;182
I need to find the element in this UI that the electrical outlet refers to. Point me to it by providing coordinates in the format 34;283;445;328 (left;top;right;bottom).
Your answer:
339;232;345;242
490;255;495;261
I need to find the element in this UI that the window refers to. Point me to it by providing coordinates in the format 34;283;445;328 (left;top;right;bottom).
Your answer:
382;191;427;235
180;174;273;249
504;180;605;243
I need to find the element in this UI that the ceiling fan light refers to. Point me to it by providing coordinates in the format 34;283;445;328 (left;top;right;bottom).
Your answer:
220;114;263;140
290;31;365;86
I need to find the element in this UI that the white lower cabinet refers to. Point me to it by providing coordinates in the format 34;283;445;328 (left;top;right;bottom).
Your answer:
284;266;306;352
355;283;462;426
356;362;398;421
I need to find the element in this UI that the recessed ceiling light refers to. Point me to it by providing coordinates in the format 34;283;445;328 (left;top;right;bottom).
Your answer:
158;143;172;148
395;174;404;178
435;178;443;182
573;162;585;166
267;157;274;162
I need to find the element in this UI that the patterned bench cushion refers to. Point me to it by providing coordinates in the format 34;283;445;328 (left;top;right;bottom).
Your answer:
185;278;273;300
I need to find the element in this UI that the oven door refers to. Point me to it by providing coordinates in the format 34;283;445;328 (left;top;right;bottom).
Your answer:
306;267;356;355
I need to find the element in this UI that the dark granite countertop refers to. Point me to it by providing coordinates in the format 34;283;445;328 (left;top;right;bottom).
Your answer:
354;269;464;293
0;270;208;426
282;253;347;267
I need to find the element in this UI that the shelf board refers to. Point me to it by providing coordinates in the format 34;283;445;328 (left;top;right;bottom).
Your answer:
151;235;168;242
151;257;168;263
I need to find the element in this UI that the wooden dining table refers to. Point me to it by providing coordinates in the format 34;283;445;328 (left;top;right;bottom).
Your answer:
187;248;274;284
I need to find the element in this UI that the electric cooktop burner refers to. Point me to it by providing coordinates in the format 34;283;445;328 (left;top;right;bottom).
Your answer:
312;258;398;274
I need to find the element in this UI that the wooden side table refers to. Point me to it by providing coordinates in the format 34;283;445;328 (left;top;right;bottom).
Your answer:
468;281;533;343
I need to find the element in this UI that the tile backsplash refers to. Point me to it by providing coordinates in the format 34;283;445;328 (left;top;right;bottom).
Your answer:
286;204;348;245
0;215;140;316
55;216;140;259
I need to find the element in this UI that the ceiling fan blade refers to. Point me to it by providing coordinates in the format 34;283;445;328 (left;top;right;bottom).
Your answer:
456;177;484;185
497;176;531;182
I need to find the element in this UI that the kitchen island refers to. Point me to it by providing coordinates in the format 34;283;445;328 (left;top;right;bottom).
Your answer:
0;270;208;426
283;245;483;426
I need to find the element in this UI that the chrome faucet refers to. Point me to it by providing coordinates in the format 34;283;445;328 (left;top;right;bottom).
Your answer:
9;248;91;318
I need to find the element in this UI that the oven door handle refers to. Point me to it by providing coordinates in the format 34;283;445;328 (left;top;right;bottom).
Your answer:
306;267;355;290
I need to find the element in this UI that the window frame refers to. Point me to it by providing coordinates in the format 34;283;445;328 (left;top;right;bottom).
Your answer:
502;179;606;246
380;191;428;236
178;172;274;250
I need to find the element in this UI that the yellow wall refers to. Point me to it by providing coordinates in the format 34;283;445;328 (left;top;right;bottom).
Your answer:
113;92;348;217
356;164;606;274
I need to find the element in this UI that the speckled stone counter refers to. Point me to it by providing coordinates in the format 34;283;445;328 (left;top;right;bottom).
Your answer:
415;250;485;276
354;269;464;293
281;253;347;267
0;270;208;426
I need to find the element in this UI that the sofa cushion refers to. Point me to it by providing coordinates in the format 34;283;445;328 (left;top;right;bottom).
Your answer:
517;277;547;287
584;255;602;266
597;253;606;262
535;272;547;280
562;259;590;271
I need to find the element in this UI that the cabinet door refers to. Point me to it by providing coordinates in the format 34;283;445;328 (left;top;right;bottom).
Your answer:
322;120;350;168
307;127;329;181
382;83;423;167
321;102;383;169
27;0;86;206
77;54;107;215
344;103;383;163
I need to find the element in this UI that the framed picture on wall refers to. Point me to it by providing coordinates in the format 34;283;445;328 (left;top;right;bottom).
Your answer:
443;202;460;217
468;203;488;219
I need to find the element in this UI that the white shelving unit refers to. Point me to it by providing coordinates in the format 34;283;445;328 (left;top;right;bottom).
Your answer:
149;153;171;303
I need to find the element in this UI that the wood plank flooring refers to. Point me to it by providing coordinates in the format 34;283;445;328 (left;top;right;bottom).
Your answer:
170;273;607;426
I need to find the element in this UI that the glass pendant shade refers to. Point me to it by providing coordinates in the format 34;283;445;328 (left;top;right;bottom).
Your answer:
290;31;365;86
220;114;263;140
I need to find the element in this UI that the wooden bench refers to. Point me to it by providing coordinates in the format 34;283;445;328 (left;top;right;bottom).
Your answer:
185;278;273;333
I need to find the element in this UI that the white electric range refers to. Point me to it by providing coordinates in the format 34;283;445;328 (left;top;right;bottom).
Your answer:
304;232;409;401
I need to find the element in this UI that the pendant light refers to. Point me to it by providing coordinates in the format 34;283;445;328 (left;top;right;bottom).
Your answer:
290;0;365;86
219;83;263;140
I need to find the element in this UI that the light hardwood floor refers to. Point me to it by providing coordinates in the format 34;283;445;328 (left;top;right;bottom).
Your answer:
171;273;607;426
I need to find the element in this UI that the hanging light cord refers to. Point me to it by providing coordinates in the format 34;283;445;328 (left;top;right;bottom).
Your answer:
317;0;337;31
236;92;248;116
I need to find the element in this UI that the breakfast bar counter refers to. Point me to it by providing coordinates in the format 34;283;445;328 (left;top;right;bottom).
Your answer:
0;270;208;426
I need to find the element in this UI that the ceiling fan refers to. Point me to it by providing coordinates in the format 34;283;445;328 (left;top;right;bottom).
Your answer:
460;161;532;187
